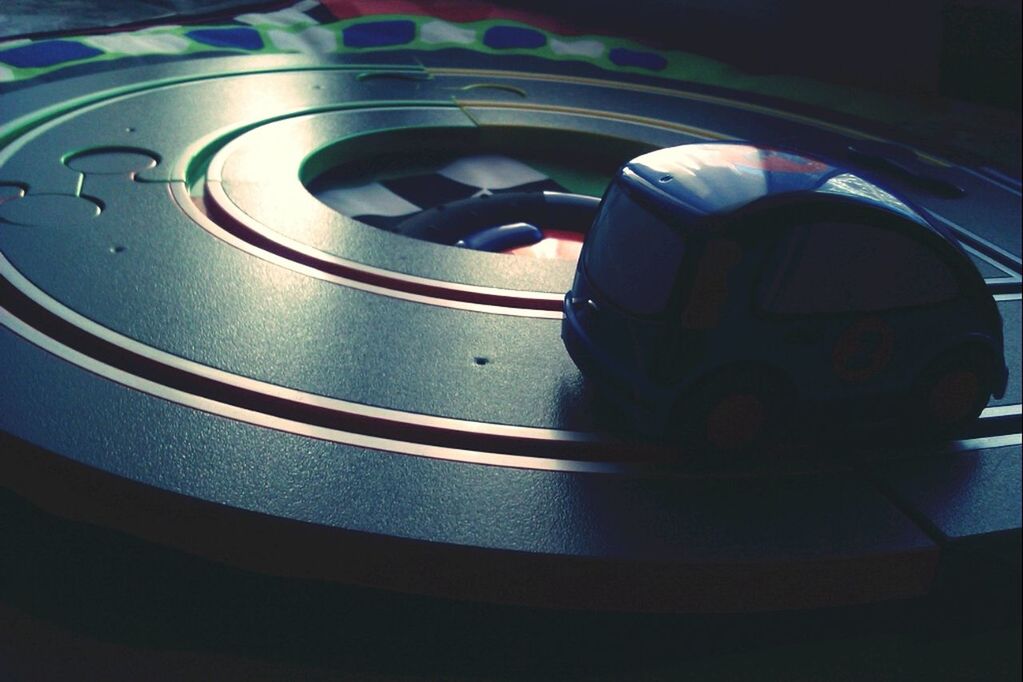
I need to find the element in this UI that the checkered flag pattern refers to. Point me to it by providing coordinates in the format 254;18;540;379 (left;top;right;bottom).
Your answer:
312;155;566;230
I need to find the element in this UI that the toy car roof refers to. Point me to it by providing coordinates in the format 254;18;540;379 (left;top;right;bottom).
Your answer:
623;142;928;227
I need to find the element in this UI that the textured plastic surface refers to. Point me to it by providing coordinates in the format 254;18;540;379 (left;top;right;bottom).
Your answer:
1;54;1018;611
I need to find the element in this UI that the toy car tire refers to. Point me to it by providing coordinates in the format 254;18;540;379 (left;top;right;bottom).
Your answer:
672;368;793;460
910;345;995;437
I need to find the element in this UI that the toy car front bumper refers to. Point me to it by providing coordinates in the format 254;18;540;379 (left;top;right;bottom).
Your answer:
561;295;669;435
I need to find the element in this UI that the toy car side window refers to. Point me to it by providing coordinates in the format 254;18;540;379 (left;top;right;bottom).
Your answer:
758;221;959;315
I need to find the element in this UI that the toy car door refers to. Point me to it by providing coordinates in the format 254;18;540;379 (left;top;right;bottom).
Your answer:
755;217;962;406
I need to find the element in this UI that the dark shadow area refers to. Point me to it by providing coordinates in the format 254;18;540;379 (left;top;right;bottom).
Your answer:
504;0;1020;114
2;488;1019;680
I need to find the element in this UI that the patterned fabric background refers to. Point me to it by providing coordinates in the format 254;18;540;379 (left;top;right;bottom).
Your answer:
0;0;908;130
1;1;1015;173
0;0;677;85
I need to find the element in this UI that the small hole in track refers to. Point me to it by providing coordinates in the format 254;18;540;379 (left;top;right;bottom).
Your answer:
110;245;126;254
473;356;490;366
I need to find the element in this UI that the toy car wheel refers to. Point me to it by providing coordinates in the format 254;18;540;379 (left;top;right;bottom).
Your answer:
673;369;792;460
911;345;995;437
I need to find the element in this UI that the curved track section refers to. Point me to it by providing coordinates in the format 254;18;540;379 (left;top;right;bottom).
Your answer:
1;55;1020;612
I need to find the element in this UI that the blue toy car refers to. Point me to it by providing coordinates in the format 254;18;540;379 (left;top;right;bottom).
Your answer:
562;143;1008;454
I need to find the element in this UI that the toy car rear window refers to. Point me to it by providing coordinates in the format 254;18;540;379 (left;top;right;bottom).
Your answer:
757;221;960;314
584;185;685;316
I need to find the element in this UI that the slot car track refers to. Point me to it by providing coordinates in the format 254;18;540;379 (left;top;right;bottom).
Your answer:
1;54;1020;612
